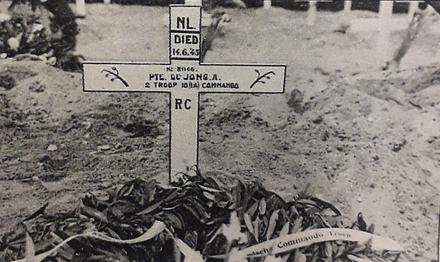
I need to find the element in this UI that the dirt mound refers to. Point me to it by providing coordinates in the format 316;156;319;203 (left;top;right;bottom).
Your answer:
0;61;169;235
0;59;167;133
197;64;440;260
283;66;440;259
0;60;86;121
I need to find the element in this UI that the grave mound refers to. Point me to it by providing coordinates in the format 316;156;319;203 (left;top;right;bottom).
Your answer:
0;173;408;262
0;60;86;122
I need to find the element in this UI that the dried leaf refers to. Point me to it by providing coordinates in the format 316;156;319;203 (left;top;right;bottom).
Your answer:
279;222;290;237
136;201;163;216
265;255;282;262
49;233;75;260
162;212;184;232
296;199;320;208
292;216;303;233
280;253;290;262
116;182;135;199
222;211;247;244
247;201;259;217
183;231;198;249
244;213;254;235
259;198;267;216
253;218;259;243
289;205;299;218
228;247;247;262
23;203;49;222
186;198;210;220
181;203;204;223
173;240;182;262
346;254;372;262
80;205;108;223
322;241;332;258
25;231;36;262
13;221;167;262
175;238;204;262
198;185;222;193
349;241;368;254
316;214;331;228
294;250;307;262
356;213;368;231
367;224;375;234
266;210;279;240
309;197;342;216
202;191;216;202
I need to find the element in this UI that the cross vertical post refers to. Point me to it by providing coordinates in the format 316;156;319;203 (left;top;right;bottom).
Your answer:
344;0;352;13
350;1;415;66
76;0;86;18
438;212;440;262
264;0;272;9
168;6;201;178
408;1;419;20
82;5;286;184
377;0;393;61
307;1;317;26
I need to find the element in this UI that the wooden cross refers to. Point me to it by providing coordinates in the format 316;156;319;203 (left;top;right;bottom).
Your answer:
264;0;272;9
306;0;317;26
82;5;286;183
350;1;421;63
307;0;347;26
344;0;352;13
76;0;86;18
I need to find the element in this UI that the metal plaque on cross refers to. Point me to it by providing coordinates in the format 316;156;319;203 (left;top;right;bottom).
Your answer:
82;5;286;183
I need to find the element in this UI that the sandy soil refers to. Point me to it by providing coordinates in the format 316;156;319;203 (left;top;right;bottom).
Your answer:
1;4;440;261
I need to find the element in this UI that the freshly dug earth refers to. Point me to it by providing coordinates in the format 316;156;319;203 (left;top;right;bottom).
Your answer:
0;4;439;261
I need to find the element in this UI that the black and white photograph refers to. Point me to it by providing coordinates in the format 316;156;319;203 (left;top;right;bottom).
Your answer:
0;0;439;261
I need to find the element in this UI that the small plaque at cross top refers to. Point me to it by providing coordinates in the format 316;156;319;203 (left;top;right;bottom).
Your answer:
82;5;286;183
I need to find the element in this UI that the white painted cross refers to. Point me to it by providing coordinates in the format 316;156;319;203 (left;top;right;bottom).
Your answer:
306;0;317;26
264;0;272;9
76;0;86;18
407;1;420;19
350;1;418;63
82;5;286;183
344;0;352;13
308;0;342;26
